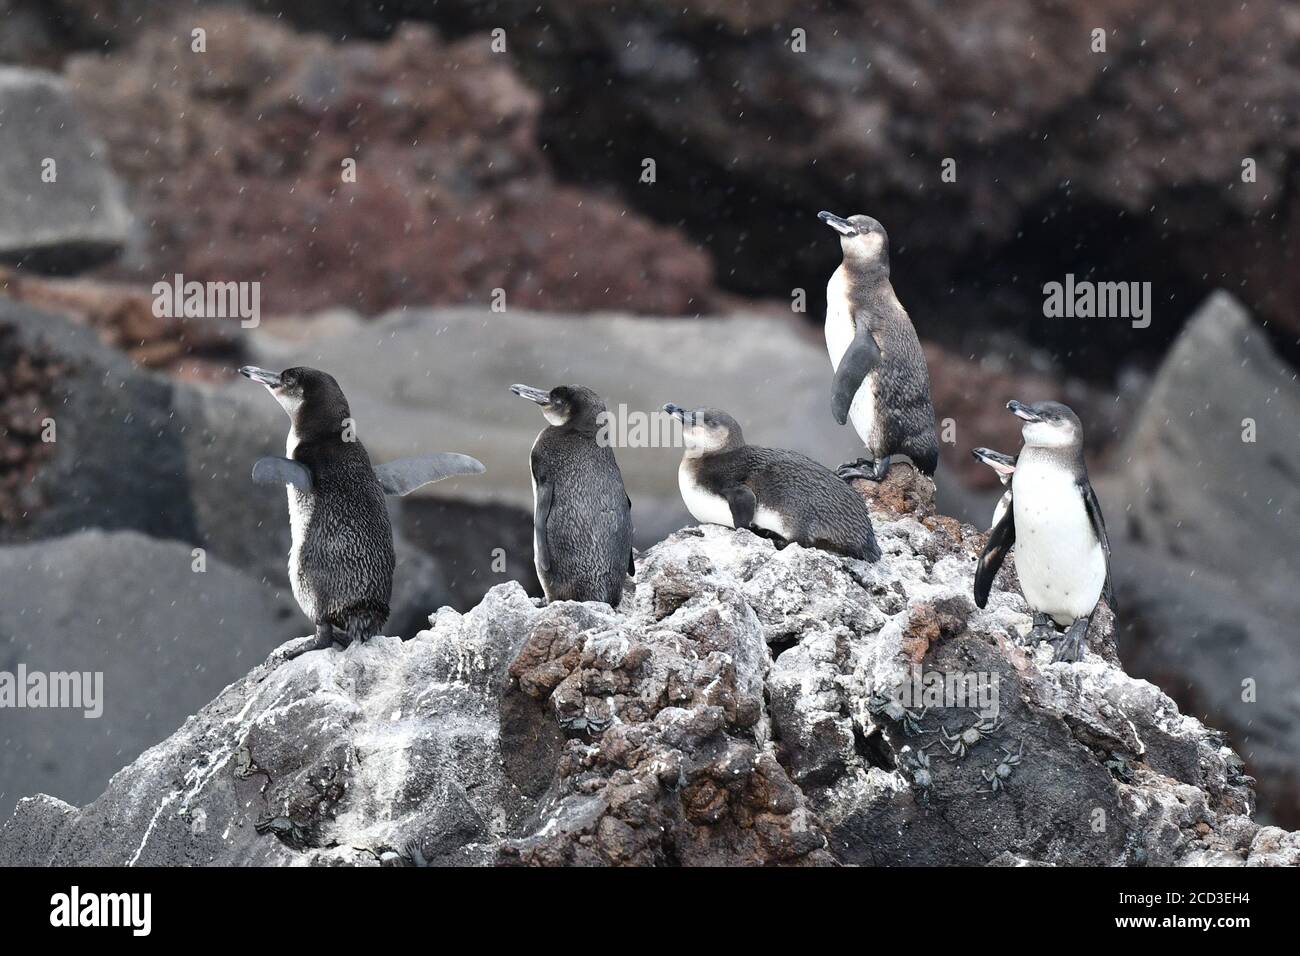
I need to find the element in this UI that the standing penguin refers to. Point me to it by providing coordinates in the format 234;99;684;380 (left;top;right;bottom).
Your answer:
818;211;939;481
973;401;1114;662
511;383;633;606
240;366;484;659
664;403;881;561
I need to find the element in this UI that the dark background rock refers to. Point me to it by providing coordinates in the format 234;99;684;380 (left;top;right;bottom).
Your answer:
148;0;1300;373
5;1;1300;370
56;10;718;318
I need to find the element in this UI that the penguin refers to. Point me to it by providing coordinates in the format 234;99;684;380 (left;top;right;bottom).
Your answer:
971;446;1016;531
818;211;939;482
510;383;633;606
973;401;1114;662
239;366;484;659
664;403;881;561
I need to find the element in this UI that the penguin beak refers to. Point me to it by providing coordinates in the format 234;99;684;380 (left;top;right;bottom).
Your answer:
510;384;551;406
818;210;857;236
663;403;693;426
971;447;1016;477
239;366;282;389
1007;400;1041;423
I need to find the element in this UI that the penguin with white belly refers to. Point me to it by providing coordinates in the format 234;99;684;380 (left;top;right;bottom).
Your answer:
973;401;1114;662
818;211;939;482
664;403;880;561
240;365;484;659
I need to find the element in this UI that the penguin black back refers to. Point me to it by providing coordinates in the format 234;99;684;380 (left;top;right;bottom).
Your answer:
820;211;939;479
241;365;395;650
512;383;634;606
667;405;881;561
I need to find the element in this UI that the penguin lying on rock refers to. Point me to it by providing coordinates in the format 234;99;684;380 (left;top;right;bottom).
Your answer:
511;383;634;607
818;210;939;483
664;403;881;561
973;401;1114;662
240;366;484;660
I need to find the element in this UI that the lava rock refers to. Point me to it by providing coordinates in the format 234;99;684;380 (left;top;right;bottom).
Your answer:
63;10;717;317
4;495;1292;866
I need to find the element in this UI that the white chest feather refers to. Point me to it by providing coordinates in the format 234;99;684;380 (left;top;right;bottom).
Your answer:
679;463;734;528
1012;457;1106;623
284;426;315;614
825;267;879;444
678;464;792;540
824;267;855;369
284;427;312;545
529;433;542;577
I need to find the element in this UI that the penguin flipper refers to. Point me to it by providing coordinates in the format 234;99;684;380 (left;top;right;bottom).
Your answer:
724;485;757;530
252;456;312;491
374;453;486;496
534;478;553;573
831;322;881;425
1080;480;1116;612
626;494;636;576
974;502;1016;608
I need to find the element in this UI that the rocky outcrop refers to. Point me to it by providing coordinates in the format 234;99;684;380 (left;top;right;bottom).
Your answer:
5;476;1294;866
0;67;131;271
61;10;716;318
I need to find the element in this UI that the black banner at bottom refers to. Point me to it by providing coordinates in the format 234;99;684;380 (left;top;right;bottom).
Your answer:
0;864;1287;941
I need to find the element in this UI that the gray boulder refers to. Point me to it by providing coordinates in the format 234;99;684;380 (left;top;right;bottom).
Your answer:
0;529;303;822
0;67;131;272
4;485;1291;866
1111;290;1300;826
1116;291;1299;611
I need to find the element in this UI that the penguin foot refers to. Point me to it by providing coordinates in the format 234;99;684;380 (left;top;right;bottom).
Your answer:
748;525;791;549
267;624;339;667
1027;613;1057;647
836;458;890;482
1052;617;1091;663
